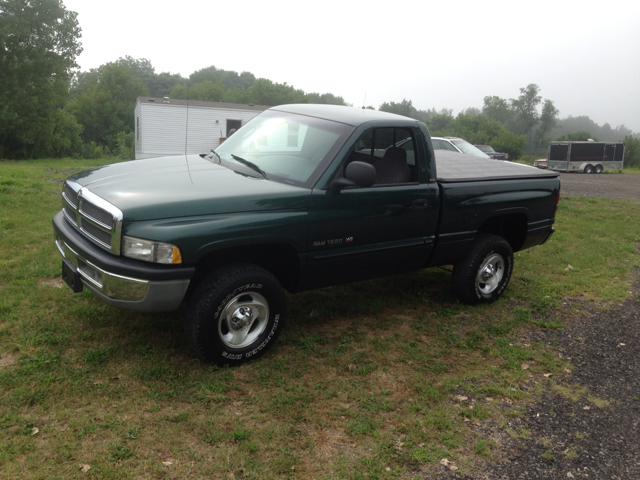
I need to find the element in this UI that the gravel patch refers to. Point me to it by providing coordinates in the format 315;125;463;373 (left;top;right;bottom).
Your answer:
485;272;640;480
558;172;640;201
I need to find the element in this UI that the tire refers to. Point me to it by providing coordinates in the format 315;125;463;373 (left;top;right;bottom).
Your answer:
594;164;603;174
451;234;513;305
184;264;286;365
584;164;593;174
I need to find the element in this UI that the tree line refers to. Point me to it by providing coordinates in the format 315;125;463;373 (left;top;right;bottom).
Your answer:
380;86;639;166
1;0;638;167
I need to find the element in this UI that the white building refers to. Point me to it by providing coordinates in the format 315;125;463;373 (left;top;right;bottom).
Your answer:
134;97;269;159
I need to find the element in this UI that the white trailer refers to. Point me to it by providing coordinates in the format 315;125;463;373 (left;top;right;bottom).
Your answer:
546;141;624;173
134;97;268;160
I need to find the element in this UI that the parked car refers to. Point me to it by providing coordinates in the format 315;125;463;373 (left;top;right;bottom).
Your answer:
431;137;490;159
475;145;509;161
534;158;548;169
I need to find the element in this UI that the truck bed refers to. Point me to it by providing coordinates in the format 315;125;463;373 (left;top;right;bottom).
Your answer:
435;151;559;183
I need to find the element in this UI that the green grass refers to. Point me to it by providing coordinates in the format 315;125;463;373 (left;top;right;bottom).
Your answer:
1;158;639;478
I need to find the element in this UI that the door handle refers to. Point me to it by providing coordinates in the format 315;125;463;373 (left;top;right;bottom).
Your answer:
412;199;428;209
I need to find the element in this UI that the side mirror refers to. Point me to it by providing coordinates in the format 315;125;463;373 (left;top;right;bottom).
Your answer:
330;161;376;190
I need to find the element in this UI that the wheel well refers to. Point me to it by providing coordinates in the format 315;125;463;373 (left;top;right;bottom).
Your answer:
185;243;300;300
477;214;527;252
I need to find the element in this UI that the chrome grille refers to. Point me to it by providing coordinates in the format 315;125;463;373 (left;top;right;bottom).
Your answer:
60;181;123;254
80;218;113;248
63;184;78;206
63;204;78;226
80;202;113;227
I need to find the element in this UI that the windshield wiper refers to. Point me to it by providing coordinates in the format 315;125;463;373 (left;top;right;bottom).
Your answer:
207;149;221;164
209;148;222;165
230;154;267;178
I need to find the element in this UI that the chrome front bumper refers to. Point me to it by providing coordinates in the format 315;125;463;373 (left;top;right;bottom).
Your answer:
55;233;149;300
53;211;193;312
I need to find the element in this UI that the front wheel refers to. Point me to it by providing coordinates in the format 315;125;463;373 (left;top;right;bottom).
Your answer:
184;264;286;365
584;164;594;173
451;234;514;305
594;164;603;174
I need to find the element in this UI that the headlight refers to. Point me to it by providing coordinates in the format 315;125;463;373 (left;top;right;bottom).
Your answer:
122;236;182;264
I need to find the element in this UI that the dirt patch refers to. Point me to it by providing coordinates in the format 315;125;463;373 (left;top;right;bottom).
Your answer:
40;278;65;288
0;352;18;368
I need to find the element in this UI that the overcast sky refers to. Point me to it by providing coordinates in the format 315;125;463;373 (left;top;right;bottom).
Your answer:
63;0;640;133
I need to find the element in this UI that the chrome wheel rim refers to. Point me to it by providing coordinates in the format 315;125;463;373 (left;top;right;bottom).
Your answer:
475;253;504;295
218;291;269;348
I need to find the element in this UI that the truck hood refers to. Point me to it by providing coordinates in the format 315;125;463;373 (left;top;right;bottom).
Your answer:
68;155;310;222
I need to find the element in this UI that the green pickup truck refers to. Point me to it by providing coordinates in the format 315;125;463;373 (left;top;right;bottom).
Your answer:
53;104;560;365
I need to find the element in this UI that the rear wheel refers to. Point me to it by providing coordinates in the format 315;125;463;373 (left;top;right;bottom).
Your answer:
184;264;286;365
584;164;594;173
451;234;513;305
594;164;603;174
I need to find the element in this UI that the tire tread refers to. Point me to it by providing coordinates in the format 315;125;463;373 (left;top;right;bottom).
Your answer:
184;263;285;364
451;234;513;305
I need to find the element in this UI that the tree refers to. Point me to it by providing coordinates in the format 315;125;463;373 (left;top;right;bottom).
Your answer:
623;135;640;168
115;56;185;97
416;108;452;125
240;79;306;106
304;92;347;106
554;131;596;141
553;116;635;142
379;101;452;126
461;107;481;116
66;62;148;149
379;99;417;118
71;56;185;99
432;113;527;160
190;65;256;90
534;99;559;149
169;80;226;102
426;112;455;133
482;95;513;125
0;0;82;158
511;84;541;147
169;75;347;107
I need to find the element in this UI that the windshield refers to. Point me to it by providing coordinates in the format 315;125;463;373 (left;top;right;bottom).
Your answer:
450;139;490;158
475;145;495;153
212;110;354;188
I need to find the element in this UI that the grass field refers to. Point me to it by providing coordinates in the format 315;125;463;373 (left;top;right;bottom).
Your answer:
1;158;639;479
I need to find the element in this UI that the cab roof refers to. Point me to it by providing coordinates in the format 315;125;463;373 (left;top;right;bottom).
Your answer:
270;104;417;126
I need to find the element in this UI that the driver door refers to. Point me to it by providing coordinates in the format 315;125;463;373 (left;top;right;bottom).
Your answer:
304;126;438;289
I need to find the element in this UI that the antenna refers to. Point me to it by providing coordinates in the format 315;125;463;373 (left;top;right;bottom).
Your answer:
184;80;190;155
362;91;367;110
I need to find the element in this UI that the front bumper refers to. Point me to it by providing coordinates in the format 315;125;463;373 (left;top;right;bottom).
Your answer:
53;211;195;312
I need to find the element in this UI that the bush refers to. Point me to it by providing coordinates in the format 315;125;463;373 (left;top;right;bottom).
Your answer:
77;141;105;159
116;131;134;160
623;135;640;169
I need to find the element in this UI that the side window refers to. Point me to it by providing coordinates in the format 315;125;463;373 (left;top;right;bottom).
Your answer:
432;139;456;152
357;130;375;155
346;127;418;185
